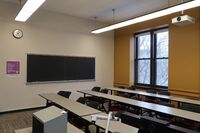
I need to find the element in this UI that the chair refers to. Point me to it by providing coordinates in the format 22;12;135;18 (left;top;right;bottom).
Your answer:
128;96;141;115
112;86;130;109
127;85;136;90
158;91;170;96
99;88;110;111
114;111;125;119
156;102;175;121
69;112;91;132
112;88;135;112
180;103;200;113
158;91;170;103
141;90;157;116
87;101;101;110
145;90;157;103
117;92;130;98
85;88;106;110
121;111;141;128
130;95;140;100
91;86;101;92
118;86;125;89
100;88;108;94
175;103;200;130
116;86;127;97
76;97;87;104
124;85;137;98
57;91;71;98
72;96;96;132
85;86;101;102
146;89;157;93
117;86;130;98
138;116;198;133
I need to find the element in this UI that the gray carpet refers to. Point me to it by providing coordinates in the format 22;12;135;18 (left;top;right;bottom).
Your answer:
0;109;38;133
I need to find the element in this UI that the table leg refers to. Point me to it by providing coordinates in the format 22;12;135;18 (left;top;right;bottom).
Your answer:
96;126;99;133
108;100;111;112
46;100;51;107
177;102;181;108
85;125;90;133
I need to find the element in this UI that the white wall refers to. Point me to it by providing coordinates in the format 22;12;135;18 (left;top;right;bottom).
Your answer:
0;2;114;112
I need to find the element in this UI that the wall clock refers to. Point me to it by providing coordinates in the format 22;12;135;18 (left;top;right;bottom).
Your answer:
12;29;23;39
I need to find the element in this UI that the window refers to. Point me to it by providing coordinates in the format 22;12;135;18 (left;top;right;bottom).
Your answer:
134;28;168;88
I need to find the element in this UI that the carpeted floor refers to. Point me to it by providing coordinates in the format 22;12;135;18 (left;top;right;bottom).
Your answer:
0;109;38;133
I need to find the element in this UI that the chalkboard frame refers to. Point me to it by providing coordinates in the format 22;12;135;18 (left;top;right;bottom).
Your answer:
26;54;95;84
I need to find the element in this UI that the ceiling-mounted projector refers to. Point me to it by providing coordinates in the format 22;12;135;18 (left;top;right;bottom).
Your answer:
172;15;195;25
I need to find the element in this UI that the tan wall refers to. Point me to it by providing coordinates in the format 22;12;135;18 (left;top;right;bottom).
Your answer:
0;2;114;112
114;7;200;98
114;35;130;87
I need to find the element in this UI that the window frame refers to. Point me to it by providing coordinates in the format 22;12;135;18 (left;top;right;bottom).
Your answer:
134;27;168;89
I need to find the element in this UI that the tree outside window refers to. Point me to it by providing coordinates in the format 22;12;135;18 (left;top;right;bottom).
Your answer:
134;28;168;88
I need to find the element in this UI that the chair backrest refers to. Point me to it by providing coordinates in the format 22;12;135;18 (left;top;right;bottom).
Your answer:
91;86;101;92
118;93;130;98
138;116;197;133
127;85;136;90
180;103;200;113
130;95;140;100
87;101;100;109
157;91;170;103
146;90;157;94
114;111;125;119
118;86;125;89
138;116;180;133
158;91;170;96
159;101;175;108
100;88;108;94
145;90;157;101
76;97;87;104
121;112;141;128
57;91;71;98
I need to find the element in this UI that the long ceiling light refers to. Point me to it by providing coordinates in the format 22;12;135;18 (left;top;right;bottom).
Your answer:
92;0;200;34
15;0;46;22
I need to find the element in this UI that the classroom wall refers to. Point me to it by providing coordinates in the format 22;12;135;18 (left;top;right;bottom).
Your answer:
0;2;114;112
114;7;200;98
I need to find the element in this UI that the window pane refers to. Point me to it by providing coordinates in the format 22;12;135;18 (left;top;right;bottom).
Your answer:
156;59;168;86
156;31;168;58
138;60;150;84
138;34;151;58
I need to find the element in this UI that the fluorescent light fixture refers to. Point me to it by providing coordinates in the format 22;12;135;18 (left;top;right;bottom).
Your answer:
15;0;46;22
92;0;200;34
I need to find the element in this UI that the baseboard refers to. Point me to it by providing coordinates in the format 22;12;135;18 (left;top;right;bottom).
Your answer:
113;82;130;88
169;88;200;99
0;106;46;114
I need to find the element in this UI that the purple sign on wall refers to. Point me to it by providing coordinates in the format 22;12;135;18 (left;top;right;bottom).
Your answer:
6;61;20;74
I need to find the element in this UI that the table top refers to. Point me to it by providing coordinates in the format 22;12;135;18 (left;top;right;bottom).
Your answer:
78;90;200;122
83;112;138;133
39;93;139;133
15;123;84;133
39;93;101;117
106;87;200;106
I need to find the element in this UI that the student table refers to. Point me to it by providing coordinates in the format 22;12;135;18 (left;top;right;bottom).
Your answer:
39;93;101;117
39;93;139;133
83;112;138;133
106;87;200;107
78;90;200;122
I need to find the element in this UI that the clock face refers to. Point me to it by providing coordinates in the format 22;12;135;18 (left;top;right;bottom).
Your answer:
12;29;23;39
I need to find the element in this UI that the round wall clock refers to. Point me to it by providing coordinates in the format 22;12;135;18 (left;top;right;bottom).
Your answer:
12;29;23;39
